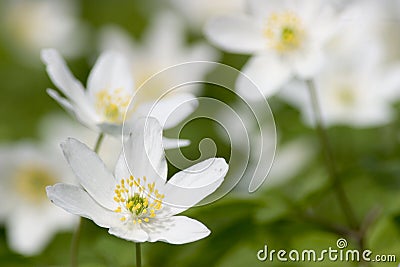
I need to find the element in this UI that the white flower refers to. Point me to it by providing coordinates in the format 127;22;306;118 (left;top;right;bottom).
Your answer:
215;103;313;192
0;140;77;255
98;12;217;95
205;0;338;99
169;0;245;29
279;43;400;127
2;0;85;62
46;118;229;244
41;49;196;148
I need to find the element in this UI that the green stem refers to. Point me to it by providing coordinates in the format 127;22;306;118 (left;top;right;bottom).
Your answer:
94;133;105;154
70;218;82;267
306;79;358;229
136;243;142;267
70;133;105;267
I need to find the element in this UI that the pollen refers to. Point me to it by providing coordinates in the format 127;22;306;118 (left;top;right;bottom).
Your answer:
95;88;131;123
113;175;164;224
264;11;305;53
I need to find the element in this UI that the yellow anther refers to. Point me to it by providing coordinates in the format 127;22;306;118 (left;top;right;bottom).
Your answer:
129;182;133;187
142;209;147;214
121;179;124;184
264;11;304;53
155;202;162;210
114;197;120;202
114;207;122;213
138;219;142;224
144;218;149;222
120;217;126;222
135;203;141;210
129;175;134;180
143;176;147;181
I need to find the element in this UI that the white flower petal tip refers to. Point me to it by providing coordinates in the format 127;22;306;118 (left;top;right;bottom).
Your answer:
48;118;228;245
147;216;211;244
40;48;59;64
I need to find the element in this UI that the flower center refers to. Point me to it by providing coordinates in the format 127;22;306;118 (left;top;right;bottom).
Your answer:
96;88;131;123
113;175;164;224
264;11;304;53
14;164;57;203
336;87;356;106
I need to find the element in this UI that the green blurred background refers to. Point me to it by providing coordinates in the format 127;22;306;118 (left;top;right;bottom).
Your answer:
1;0;400;266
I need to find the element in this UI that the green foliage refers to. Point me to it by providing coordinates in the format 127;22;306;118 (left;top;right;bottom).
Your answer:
1;0;400;266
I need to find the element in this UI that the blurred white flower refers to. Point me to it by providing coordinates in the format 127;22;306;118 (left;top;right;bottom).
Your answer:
2;0;85;63
216;104;313;192
0;113;123;255
341;0;400;64
41;49;196;148
279;37;400;127
205;0;338;100
98;12;218;95
169;0;245;29
47;118;229;244
0;144;76;255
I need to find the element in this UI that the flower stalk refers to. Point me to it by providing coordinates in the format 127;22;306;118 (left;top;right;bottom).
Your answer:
305;79;358;229
136;243;142;267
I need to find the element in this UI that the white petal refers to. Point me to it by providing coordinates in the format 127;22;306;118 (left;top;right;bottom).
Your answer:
108;224;148;242
248;0;287;18
136;93;198;129
145;216;210;244
87;50;134;100
41;49;86;102
162;137;190;150
162;158;228;215
236;54;292;100
381;65;400;100
47;184;120;228
6;207;60;255
142;11;186;64
122;117;167;183
47;88;74;113
114;151;131;180
47;88;99;129
61;138;117;210
204;15;265;54
292;46;324;79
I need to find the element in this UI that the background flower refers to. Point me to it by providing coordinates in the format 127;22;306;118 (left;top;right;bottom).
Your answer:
1;0;87;65
42;48;198;143
98;11;218;95
205;0;339;99
1;0;400;266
